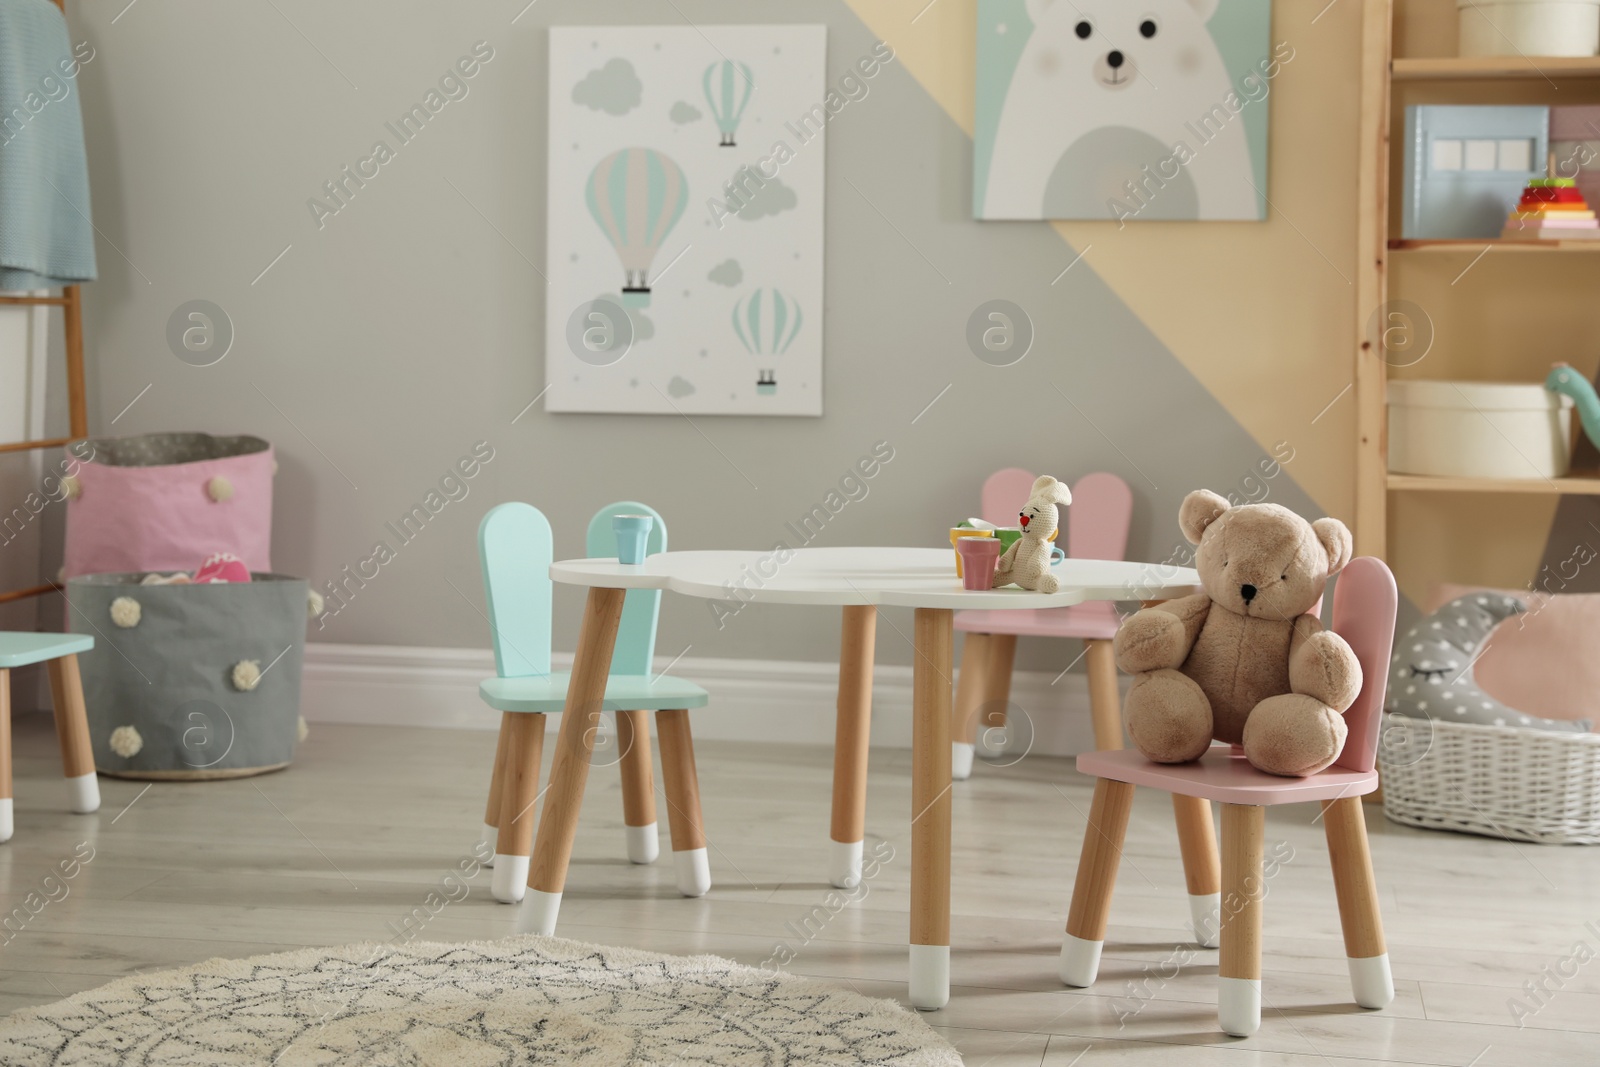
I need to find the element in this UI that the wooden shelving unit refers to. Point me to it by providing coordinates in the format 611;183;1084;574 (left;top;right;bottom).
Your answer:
1392;55;1600;80
1387;472;1600;495
1390;238;1600;252
1353;0;1600;566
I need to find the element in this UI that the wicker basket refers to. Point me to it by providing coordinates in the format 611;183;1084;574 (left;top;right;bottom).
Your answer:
1379;712;1600;844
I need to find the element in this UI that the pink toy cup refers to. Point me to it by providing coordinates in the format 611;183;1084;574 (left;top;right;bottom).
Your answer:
956;536;1002;591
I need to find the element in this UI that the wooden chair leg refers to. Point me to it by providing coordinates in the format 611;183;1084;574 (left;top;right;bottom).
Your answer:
1323;796;1394;1010
45;655;98;814
951;631;991;781
655;708;710;897
1084;639;1124;751
1172;794;1221;947
1060;777;1134;987
479;712;513;866
1219;803;1265;1037
523;586;626;935
616;709;658;865
0;669;12;843
976;632;1017;758
831;604;875;887
490;712;545;903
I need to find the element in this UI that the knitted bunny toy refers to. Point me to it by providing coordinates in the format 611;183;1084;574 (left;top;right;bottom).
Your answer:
993;475;1072;593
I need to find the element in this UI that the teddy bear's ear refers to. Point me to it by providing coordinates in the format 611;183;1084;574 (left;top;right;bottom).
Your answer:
1031;475;1072;506
1178;489;1230;545
1312;517;1354;575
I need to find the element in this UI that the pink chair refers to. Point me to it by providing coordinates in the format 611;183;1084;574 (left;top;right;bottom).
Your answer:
1058;557;1398;1038
952;470;1133;779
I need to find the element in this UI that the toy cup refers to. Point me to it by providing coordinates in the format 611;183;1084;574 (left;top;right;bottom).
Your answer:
996;527;1066;564
613;514;654;565
950;527;994;577
956;536;1002;590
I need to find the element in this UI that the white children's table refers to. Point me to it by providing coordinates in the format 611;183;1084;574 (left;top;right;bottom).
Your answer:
525;546;1200;1009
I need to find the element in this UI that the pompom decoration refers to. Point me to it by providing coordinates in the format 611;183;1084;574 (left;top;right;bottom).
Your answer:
61;475;82;500
207;476;234;502
307;589;325;619
297;716;309;743
109;596;141;628
231;659;262;691
108;725;144;758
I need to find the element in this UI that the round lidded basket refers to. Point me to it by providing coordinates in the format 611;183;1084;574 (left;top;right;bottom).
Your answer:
67;573;309;780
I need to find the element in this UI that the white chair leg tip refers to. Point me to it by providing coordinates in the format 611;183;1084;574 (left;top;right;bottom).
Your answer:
66;773;99;814
909;944;950;1011
489;855;529;904
829;839;864;890
951;742;974;781
0;798;12;844
1349;953;1394;1010
673;847;712;897
1189;892;1222;949
1059;933;1103;988
625;823;660;865
517;889;563;936
1217;977;1261;1038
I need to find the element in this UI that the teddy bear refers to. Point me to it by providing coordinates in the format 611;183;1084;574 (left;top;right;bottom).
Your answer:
1113;490;1363;777
992;475;1072;593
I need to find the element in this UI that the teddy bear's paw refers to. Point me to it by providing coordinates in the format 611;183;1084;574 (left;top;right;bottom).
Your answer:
1126;670;1213;764
1290;631;1363;712
1113;610;1189;673
1241;694;1347;778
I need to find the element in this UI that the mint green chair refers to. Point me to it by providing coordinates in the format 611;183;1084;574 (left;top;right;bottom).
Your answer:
475;501;709;905
0;632;101;843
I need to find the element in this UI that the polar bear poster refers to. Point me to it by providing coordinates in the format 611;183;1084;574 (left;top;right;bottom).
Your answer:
974;0;1279;221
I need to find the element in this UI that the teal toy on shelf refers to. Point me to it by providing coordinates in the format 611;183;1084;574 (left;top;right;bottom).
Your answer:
1545;363;1600;452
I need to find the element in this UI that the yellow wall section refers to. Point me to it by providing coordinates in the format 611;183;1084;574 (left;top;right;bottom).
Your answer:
850;0;1570;606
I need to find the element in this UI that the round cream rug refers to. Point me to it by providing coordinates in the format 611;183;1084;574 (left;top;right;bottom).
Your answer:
0;935;960;1066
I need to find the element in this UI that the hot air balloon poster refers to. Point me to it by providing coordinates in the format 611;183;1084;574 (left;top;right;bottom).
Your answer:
546;25;827;416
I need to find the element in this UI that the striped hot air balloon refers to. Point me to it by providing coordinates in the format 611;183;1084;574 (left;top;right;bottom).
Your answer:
732;287;801;395
585;148;689;308
703;59;753;147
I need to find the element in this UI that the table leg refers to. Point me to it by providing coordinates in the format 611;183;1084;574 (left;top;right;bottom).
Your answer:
910;607;953;1010
518;586;626;936
830;604;876;889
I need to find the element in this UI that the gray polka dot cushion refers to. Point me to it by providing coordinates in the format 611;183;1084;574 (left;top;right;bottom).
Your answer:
1387;593;1592;732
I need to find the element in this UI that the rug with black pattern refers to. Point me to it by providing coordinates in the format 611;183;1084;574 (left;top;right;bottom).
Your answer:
0;935;961;1065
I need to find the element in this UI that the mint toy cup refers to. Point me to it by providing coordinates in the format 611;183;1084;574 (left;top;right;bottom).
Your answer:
613;514;654;564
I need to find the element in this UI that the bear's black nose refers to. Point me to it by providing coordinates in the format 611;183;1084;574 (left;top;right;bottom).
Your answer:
1240;584;1257;602
1107;49;1124;68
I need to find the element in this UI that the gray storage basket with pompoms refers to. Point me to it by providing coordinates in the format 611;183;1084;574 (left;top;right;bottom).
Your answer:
67;573;311;780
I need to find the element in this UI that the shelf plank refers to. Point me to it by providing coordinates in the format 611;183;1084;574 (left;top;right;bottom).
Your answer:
1389;238;1600;253
1388;472;1600;495
1393;55;1600;81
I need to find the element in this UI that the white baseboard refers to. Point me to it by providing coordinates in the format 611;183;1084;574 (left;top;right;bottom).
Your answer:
301;643;1120;758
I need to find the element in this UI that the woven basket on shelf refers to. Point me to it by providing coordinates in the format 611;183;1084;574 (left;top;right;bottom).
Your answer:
1378;712;1600;845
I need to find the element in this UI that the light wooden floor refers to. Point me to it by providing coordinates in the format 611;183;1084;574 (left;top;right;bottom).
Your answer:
1;716;1596;1065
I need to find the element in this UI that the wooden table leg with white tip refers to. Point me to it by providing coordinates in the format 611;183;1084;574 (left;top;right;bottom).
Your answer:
830;604;876;888
909;607;954;1010
519;587;626;936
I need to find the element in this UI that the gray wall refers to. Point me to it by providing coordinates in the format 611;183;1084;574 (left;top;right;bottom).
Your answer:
67;0;1320;670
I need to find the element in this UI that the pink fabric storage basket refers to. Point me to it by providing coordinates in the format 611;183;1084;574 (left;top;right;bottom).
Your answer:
63;433;274;579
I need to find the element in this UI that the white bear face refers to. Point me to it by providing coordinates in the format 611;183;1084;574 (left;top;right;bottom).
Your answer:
1023;0;1224;97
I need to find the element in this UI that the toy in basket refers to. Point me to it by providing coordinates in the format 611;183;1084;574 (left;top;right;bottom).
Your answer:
1380;592;1600;844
